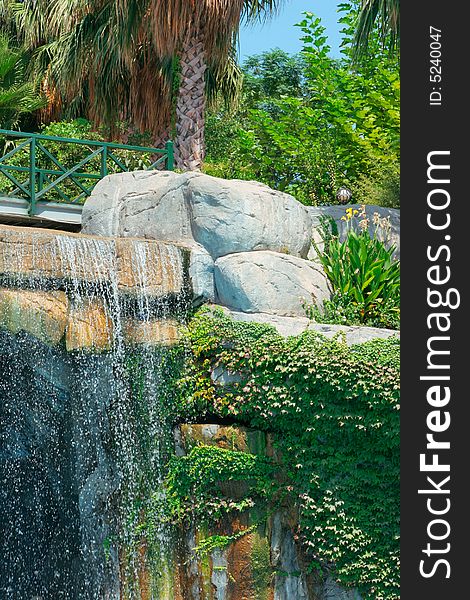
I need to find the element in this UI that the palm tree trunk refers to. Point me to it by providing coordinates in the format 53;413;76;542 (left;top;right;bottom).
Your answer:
174;24;207;171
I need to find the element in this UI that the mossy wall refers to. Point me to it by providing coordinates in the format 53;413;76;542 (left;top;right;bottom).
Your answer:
151;307;399;600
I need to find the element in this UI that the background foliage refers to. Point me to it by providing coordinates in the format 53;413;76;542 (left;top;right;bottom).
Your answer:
0;34;44;129
204;2;400;206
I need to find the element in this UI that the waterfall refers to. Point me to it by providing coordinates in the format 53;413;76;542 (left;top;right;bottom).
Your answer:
0;225;189;599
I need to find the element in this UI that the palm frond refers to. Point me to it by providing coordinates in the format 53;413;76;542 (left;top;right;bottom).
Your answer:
206;49;243;110
354;0;400;56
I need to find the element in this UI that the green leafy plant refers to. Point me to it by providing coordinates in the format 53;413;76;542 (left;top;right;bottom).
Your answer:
204;3;400;206
311;206;400;328
164;444;277;523
0;34;44;129
173;308;400;599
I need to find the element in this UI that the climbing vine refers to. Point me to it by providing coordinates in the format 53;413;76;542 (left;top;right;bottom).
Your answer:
171;307;400;599
164;444;278;523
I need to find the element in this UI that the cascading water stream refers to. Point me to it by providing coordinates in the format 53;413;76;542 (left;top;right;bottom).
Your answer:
0;227;189;599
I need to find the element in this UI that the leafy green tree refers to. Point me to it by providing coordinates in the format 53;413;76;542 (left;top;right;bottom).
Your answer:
0;34;44;129
204;3;400;207
242;48;305;103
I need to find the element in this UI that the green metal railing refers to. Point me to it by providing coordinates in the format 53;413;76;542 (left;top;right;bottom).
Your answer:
0;128;174;215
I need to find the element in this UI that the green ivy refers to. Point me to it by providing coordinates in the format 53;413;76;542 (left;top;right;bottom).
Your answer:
172;307;400;599
164;444;277;523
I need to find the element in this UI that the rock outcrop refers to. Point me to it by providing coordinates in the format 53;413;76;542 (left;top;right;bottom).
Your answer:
81;171;312;259
172;423;363;600
0;288;68;345
0;224;187;300
222;307;400;342
214;251;330;317
81;172;400;320
0;224;188;350
82;171;330;316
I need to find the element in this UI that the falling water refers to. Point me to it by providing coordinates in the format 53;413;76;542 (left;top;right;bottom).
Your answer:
0;227;189;599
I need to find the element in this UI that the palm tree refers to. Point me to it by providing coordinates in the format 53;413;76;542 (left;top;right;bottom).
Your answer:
4;0;176;146
0;34;44;129
354;0;400;56
133;0;282;170
3;0;282;170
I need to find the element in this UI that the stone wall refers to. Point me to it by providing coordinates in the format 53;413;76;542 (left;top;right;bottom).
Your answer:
170;424;362;600
0;224;188;350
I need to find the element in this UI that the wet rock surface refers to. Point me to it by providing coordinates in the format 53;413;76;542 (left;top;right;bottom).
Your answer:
0;331;119;599
0;223;188;299
173;423;363;600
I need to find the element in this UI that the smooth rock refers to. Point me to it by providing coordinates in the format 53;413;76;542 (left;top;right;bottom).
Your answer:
214;251;331;317
187;174;312;259
0;288;68;345
66;298;113;352
81;170;192;241
82;171;312;259
188;244;215;304
308;322;399;344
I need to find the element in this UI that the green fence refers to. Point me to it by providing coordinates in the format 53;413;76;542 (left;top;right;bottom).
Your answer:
0;128;174;215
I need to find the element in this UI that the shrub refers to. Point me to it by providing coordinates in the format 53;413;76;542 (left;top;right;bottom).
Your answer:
310;207;400;329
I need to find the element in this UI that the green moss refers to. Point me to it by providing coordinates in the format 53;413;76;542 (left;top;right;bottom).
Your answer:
250;530;272;599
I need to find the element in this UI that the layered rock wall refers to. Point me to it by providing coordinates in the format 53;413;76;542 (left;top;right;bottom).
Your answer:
0;171;397;599
0;224;188;350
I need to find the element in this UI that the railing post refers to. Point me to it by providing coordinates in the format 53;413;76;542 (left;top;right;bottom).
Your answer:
101;145;108;178
165;140;174;171
29;137;36;215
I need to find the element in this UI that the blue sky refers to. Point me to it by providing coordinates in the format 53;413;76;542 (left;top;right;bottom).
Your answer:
239;1;343;61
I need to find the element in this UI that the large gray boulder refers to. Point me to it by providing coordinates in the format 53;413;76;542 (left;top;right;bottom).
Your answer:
214;251;331;317
187;175;311;259
81;171;192;242
82;171;312;259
